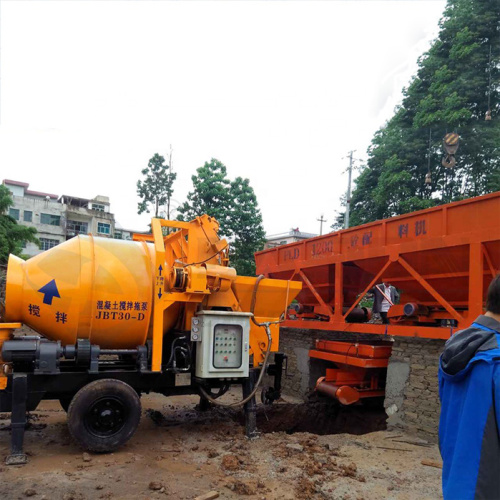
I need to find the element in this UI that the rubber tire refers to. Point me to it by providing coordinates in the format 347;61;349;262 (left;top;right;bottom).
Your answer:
67;379;141;453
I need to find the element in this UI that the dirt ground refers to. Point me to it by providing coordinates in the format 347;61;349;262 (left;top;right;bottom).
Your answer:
0;391;443;500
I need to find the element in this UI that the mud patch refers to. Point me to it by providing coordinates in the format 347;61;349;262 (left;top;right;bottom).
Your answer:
254;400;386;436
145;405;238;427
146;399;386;437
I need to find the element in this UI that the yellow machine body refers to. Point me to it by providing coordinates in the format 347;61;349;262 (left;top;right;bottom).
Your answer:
3;215;301;374
5;236;155;349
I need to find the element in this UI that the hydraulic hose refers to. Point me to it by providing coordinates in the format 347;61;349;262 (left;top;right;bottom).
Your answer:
198;322;272;407
198;275;280;408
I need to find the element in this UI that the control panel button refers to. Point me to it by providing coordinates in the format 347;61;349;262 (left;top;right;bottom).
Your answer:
213;324;243;369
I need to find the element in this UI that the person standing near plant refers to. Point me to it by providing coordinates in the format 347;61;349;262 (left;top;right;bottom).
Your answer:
370;282;399;324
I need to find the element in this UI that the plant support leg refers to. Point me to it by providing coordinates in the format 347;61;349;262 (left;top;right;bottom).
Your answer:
6;373;28;465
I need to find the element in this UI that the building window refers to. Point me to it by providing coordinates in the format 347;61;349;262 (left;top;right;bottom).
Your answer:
92;203;105;212
9;208;20;220
67;220;88;234
24;210;33;222
39;238;59;251
97;222;111;234
114;231;132;240
40;213;61;226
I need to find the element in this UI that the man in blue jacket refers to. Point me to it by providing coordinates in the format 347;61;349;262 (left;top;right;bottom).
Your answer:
439;274;500;499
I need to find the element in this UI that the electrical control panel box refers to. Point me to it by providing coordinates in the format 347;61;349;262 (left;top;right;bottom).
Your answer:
192;311;251;379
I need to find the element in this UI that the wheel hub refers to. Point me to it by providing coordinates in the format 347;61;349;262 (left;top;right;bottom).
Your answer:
86;398;126;437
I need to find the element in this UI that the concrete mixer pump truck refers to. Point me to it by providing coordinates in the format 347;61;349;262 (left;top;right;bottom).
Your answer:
0;215;301;465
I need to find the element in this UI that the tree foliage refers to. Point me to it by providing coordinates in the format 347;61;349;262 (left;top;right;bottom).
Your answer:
330;194;346;231
177;159;232;228
137;153;177;218
349;0;500;227
227;177;266;276
177;159;265;275
0;185;38;264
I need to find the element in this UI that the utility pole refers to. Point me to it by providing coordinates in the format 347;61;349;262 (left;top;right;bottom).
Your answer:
167;144;173;220
344;150;355;229
317;215;327;236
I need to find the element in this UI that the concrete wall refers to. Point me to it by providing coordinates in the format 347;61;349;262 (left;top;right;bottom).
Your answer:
278;327;445;441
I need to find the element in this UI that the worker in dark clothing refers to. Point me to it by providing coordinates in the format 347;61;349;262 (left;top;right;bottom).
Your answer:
439;274;500;500
369;282;399;324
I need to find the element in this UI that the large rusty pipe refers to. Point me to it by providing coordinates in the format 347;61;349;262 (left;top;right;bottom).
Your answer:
315;379;360;405
403;302;430;317
343;307;370;323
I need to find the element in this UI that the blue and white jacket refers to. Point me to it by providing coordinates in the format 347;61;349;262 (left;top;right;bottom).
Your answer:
439;314;500;500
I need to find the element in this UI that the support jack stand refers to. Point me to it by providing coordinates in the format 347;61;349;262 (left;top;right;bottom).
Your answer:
243;370;258;439
6;374;28;466
6;453;27;466
198;395;211;412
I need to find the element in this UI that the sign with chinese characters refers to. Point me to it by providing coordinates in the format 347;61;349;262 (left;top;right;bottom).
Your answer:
28;303;69;324
398;219;427;239
349;230;374;249
95;300;148;321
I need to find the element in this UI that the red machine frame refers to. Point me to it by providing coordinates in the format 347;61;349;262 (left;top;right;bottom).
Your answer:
256;192;500;340
256;193;500;403
311;340;391;404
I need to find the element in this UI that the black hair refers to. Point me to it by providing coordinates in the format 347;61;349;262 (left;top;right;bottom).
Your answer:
486;274;500;315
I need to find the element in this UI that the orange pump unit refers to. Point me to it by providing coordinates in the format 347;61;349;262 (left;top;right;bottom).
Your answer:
0;215;301;464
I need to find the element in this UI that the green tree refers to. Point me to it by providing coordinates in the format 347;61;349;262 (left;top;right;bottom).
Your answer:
177;159;232;232
227;177;266;276
137;153;176;218
177;159;265;275
330;194;346;231
0;185;38;264
348;0;500;227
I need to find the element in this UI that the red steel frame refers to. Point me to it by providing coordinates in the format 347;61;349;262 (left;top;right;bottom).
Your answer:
310;340;391;404
255;192;500;339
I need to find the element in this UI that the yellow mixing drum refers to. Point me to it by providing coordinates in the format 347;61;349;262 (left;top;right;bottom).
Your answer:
4;235;164;348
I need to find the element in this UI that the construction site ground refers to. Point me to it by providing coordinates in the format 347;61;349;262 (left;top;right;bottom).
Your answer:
0;390;443;500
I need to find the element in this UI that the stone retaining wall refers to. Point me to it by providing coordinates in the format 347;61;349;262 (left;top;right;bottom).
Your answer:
278;327;446;441
386;337;445;441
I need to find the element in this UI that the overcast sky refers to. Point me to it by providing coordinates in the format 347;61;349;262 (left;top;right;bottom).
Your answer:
0;0;446;236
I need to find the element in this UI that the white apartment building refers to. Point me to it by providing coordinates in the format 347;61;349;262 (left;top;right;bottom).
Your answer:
264;228;317;250
59;193;115;241
3;180;117;257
